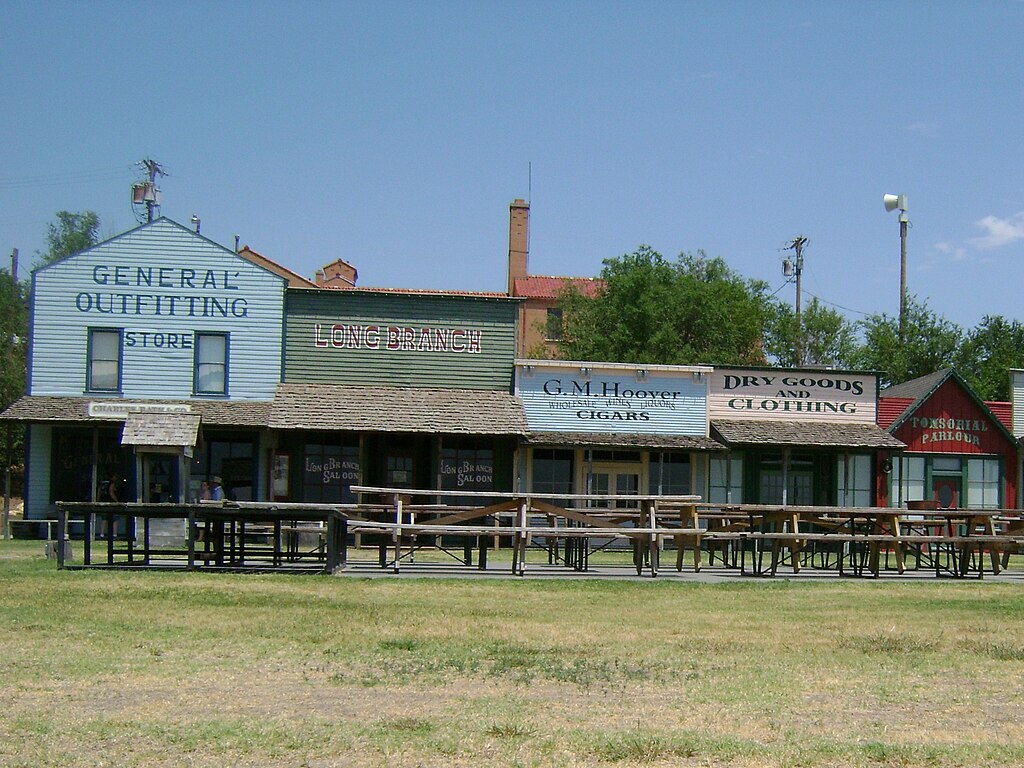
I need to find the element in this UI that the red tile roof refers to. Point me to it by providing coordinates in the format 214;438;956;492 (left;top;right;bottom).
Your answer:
296;286;514;299
877;397;915;429
238;247;318;288
989;402;1013;431
513;276;605;299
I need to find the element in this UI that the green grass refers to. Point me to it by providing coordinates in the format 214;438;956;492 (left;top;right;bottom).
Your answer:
4;538;1024;767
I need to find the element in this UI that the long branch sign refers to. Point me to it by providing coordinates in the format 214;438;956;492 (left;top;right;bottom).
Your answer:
709;369;877;423
518;366;708;435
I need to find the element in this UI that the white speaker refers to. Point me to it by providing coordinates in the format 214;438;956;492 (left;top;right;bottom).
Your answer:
883;193;906;212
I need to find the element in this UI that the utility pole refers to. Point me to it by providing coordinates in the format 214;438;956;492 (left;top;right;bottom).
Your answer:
132;159;167;224
784;236;807;366
3;248;17;539
141;159;165;223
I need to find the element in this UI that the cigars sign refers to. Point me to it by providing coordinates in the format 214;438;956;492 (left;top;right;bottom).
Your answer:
517;364;708;436
709;370;877;423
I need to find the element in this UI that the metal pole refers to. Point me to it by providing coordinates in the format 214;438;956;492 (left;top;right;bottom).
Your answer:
899;217;908;341
794;238;804;366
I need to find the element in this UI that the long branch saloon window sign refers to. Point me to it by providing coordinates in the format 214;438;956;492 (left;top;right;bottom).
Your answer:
518;364;708;436
709;369;877;423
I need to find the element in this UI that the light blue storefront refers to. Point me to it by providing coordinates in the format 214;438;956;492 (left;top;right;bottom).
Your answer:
9;218;287;519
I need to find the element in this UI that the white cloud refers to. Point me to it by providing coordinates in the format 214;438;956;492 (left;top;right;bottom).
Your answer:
970;212;1024;249
934;241;968;261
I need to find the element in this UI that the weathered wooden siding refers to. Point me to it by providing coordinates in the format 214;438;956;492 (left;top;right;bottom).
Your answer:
25;425;52;519
1013;370;1024;437
284;290;518;390
892;377;1014;455
29;219;286;400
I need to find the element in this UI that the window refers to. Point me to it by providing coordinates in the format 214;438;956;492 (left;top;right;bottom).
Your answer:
531;449;574;496
650;452;691;495
87;328;122;392
709;455;743;504
967;458;1001;509
545;308;563;341
194;333;228;395
837;454;872;507
890;456;926;508
440;439;494;493
303;441;360;502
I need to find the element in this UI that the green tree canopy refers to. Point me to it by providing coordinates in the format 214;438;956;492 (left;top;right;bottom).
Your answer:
0;267;28;469
954;315;1024;401
37;210;100;266
559;246;772;366
851;296;963;389
766;297;859;369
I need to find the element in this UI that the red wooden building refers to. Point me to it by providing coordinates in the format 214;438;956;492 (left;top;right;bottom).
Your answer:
877;369;1017;509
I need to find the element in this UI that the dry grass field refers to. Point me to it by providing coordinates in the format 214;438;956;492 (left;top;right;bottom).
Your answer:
3;538;1024;767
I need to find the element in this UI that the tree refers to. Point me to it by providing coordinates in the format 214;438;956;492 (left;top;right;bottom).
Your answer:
559;246;772;366
0;266;28;477
954;315;1024;401
851;296;963;389
36;210;100;266
766;298;859;369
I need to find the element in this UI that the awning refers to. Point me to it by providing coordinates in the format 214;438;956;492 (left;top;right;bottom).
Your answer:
0;395;271;428
712;419;905;449
121;413;202;448
523;431;725;451
269;383;529;435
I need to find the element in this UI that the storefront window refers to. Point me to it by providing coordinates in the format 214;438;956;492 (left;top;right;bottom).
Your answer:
51;427;133;503
650;452;691;495
967;458;1001;509
303;441;360;502
891;456;926;508
836;454;872;507
531;449;574;497
440;439;494;493
709;455;743;504
190;435;256;501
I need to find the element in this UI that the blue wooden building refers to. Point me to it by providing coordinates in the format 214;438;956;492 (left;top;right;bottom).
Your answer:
3;218;287;519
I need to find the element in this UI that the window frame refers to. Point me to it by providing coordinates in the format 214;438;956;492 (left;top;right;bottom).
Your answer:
193;332;229;396
86;327;123;393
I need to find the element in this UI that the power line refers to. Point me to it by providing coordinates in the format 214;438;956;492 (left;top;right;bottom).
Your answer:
802;289;869;317
0;165;134;190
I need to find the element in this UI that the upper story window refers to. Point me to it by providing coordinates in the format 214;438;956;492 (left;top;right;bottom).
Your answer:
545;308;564;341
87;328;122;392
194;332;228;396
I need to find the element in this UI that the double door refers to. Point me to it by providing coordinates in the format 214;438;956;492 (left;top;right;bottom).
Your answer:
588;463;641;509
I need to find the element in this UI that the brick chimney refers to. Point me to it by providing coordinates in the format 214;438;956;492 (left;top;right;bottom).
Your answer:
316;258;358;289
507;198;530;295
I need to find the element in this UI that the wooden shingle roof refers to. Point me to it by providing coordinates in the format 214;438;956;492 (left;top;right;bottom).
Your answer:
713;419;905;449
0;396;271;427
269;383;528;435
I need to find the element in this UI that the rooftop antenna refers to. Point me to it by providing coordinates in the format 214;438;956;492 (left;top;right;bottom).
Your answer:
131;158;167;224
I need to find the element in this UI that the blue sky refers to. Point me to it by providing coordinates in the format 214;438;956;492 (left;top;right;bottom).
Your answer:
3;1;1023;330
